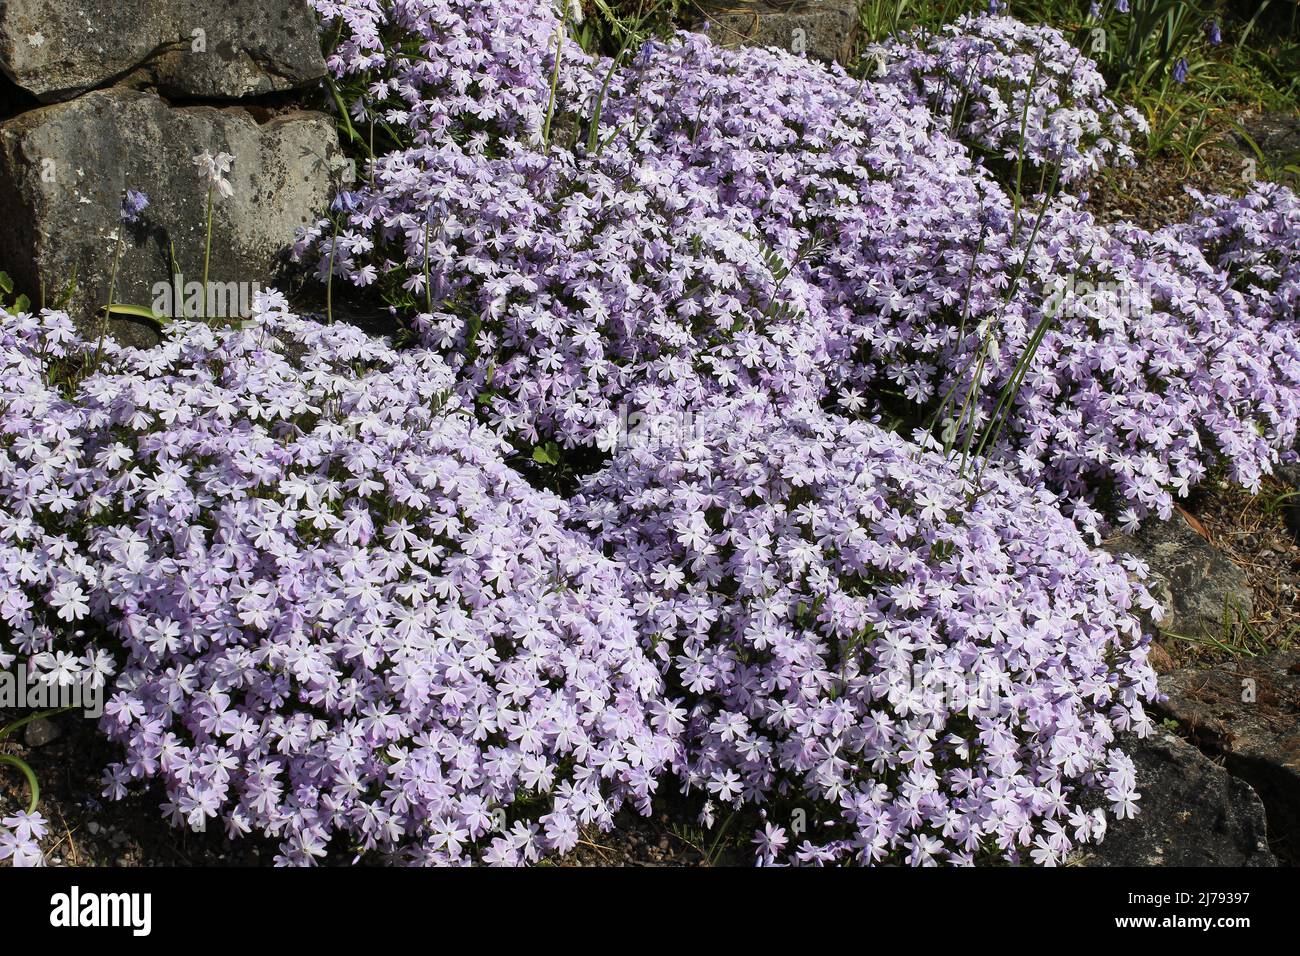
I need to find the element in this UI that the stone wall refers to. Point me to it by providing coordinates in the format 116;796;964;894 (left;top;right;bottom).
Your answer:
695;0;860;63
0;0;344;344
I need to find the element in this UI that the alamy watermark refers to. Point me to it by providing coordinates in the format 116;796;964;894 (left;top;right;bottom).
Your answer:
49;887;151;936
151;275;262;320
1042;274;1156;322
0;664;103;718
611;405;707;454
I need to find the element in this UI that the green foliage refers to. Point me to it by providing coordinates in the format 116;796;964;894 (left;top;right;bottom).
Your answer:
102;303;164;324
576;0;683;56
858;0;964;45
0;272;31;315
1097;0;1213;94
532;440;563;466
1165;596;1286;659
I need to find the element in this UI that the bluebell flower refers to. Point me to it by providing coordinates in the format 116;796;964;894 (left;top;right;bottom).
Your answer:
120;189;150;224
330;190;361;214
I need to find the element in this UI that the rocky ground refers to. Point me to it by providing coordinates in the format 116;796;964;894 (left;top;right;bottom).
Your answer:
1084;109;1300;231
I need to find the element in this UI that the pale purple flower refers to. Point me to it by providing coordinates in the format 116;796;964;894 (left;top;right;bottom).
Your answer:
193;150;235;199
574;395;1159;864
0;811;48;867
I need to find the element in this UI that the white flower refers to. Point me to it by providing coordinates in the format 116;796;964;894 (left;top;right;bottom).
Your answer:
26;32;44;48
193;150;235;200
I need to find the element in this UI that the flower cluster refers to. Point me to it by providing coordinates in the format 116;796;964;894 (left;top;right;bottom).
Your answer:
121;189;150;224
1174;182;1300;329
0;810;47;866
0;309;103;679
3;298;679;865
311;0;583;147
299;141;830;451
881;14;1146;184
573;397;1158;865
598;28;1010;418
193;151;235;200
296;16;1004;454
295;4;1295;532
999;209;1300;526
829;194;1300;532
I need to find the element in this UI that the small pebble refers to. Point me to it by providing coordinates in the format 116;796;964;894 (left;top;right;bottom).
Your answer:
23;716;62;748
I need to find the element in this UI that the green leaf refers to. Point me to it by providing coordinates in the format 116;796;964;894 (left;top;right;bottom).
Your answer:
0;272;12;295
13;294;30;314
104;303;165;325
0;754;39;813
531;442;561;466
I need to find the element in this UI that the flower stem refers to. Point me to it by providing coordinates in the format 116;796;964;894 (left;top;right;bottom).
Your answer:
0;754;39;813
326;217;340;325
542;3;571;149
97;228;126;366
201;185;214;322
424;220;433;315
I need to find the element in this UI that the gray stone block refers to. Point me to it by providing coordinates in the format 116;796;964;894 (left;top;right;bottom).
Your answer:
696;0;859;64
0;0;326;103
0;88;344;345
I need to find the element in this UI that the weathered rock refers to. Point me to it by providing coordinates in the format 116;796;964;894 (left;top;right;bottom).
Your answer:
1237;111;1300;179
696;0;859;63
1078;729;1275;867
1104;514;1253;641
0;88;345;346
1147;641;1175;674
0;0;326;103
1156;650;1300;862
22;715;61;748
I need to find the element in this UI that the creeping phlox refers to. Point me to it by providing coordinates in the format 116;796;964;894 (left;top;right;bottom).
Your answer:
881;14;1146;184
1004;209;1300;529
0;811;46;867
574;396;1159;865
0;309;107;681
1;297;679;865
846;196;1300;535
312;0;581;146
298;4;1021;456
298;2;1300;533
1175;182;1300;331
4;0;1299;867
303;141;832;451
